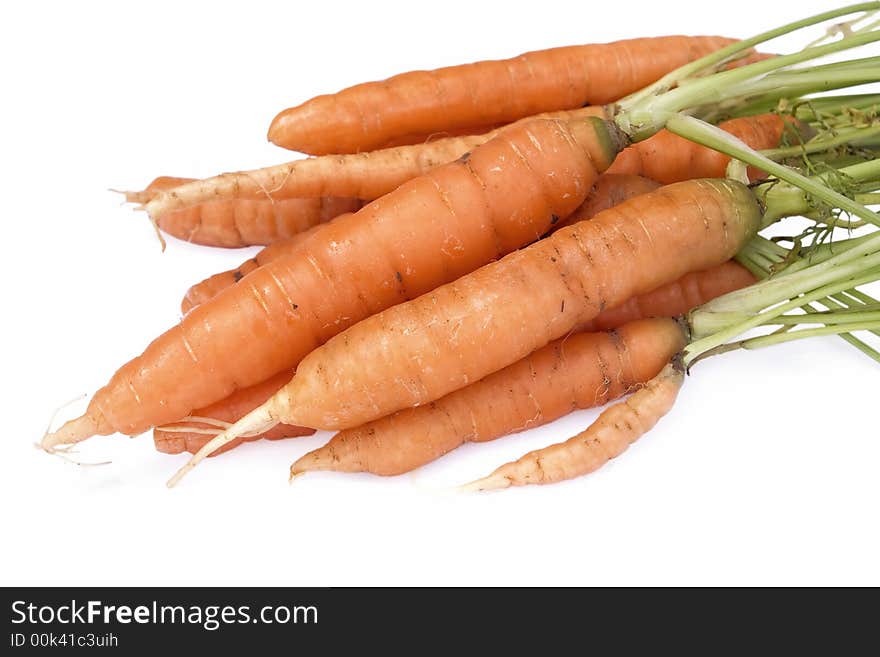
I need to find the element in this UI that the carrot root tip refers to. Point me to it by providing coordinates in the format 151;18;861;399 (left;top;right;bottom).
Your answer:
456;472;512;493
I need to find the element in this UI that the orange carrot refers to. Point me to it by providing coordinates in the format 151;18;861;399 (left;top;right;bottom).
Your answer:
143;111;786;238
267;35;741;154
43;114;622;452
157;195;363;248
577;261;755;332
554;174;661;231
290;262;752;477
168;177;761;486
125;176;364;248
180;173;659;314
153;371;313;456
607;114;794;182
460;360;685;491
291;318;686;477
141;108;603;221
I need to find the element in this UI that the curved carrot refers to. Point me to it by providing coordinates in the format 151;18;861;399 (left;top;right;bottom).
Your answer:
180;173;659;314
461;360;685;491
153;371;313;456
291;262;751;477
268;35;740;154
291;318;686;477
44;115;622;450
168;177;761;489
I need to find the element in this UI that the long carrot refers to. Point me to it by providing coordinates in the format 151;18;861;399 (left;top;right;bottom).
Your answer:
180;174;660;314
460;360;685;492
141;108;602;221
142;112;786;225
267;35;741;154
290;318;686;478
153;372;314;456
43;114;622;451
167;177;761;486
172;260;752;459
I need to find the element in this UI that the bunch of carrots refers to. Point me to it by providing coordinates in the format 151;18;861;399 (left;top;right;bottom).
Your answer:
42;4;880;491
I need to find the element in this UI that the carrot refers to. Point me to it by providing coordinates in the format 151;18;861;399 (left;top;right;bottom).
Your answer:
125;176;364;248
157;195;363;248
267;35;741;154
179;214;352;314
43;114;622;451
607;113;795;182
460;360;685;491
141;108;602;222
577;260;755;332
553;174;661;231
143;111;786;234
152;371;313;456
290;318;686;477
167;177;761;486
180;174;660;314
290;262;751;477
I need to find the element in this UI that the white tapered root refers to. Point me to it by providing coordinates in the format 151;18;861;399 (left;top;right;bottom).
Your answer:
166;401;279;488
458;361;685;492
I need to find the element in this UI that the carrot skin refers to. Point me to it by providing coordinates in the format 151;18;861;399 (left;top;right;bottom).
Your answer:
44;115;621;447
153;372;313;456
273;178;760;431
292;318;686;476
180;173;655;314
463;361;685;491
268;35;740;154
607;114;790;183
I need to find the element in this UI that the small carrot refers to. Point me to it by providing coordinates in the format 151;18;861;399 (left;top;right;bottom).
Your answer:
290;318;687;477
153;371;313;456
267;35;742;154
168;177;761;486
460;360;685;492
180;174;660;314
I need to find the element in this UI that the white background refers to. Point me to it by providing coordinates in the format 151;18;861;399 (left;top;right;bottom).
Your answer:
2;0;878;586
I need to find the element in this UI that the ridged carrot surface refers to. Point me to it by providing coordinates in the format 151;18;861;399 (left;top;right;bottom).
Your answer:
290;318;686;477
268;35;740;154
44;115;622;449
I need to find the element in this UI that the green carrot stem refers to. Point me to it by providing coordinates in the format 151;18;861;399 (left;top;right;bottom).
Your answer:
621;3;880;108
761;126;880;161
618;31;880;140
685;266;880;363
665;115;880;227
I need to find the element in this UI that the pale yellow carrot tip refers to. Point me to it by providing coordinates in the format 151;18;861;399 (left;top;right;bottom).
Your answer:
39;413;98;452
456;472;512;494
108;187;148;205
